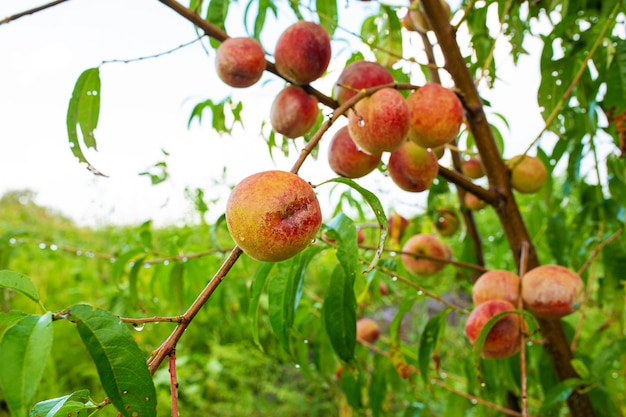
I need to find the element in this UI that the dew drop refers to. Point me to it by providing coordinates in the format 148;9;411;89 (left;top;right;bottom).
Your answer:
133;323;145;332
480;382;486;387
417;290;424;296
39;243;47;249
471;399;478;404
144;263;151;269
8;238;16;245
145;396;151;401
122;390;129;395
439;372;447;378
612;372;619;378
391;276;398;281
182;257;188;263
487;236;495;242
295;364;301;369
110;258;116;263
303;339;309;344
357;116;365;127
76;250;83;256
390;251;397;256
86;251;94;258
50;244;58;251
129;261;135;266
163;260;170;266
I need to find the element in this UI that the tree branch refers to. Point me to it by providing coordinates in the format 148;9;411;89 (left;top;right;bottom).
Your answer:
420;1;596;415
0;0;70;26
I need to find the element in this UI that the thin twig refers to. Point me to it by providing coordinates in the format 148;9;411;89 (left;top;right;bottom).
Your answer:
119;315;185;325
519;242;530;417
169;350;180;417
0;0;70;25
576;228;624;277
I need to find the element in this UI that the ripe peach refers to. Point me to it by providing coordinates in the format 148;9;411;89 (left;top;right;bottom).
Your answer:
333;60;394;105
348;88;410;155
462;157;485;179
270;85;319;138
465;299;521;359
321;227;366;245
521;265;584;318
507;154;548;194
274;21;331;84
407;83;464;149
356;318;381;344
327;126;382;178
388;141;439;193
401;233;449;276
225;170;322;262
472;270;521;306
434;208;460;237
464;192;486;211
215;37;266;88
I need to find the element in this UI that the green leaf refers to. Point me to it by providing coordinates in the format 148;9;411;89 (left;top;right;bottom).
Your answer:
0;313;53;417
602;39;626;114
244;0;277;39
0;310;29;340
323;213;358;282
206;0;231;48
418;308;450;386
268;248;321;355
316;0;338;36
64;304;157;417
66;67;105;176
318;177;388;272
248;262;274;350
29;390;96;417
0;269;40;302
540;377;585;412
361;6;402;67
369;355;388;417
323;264;357;362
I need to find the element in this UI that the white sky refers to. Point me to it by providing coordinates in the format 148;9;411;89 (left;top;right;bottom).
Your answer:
0;0;548;227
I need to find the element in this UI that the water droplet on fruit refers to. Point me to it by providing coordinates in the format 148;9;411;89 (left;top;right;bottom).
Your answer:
357;116;365;127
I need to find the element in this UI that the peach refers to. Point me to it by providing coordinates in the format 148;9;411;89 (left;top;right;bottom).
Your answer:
464;192;486;211
465;299;521;359
225;170;322;262
274;21;331;84
472;270;521;306
356;318;381;344
327;126;382;178
321;227;366;245
434;208;460;237
462;157;485;179
388;141;439;193
215;37;266;88
407;83;464;149
388;210;410;249
333;60;394;105
521;265;584;318
507;154;548;194
401;233;449;276
348;88;410;155
270;85;319;138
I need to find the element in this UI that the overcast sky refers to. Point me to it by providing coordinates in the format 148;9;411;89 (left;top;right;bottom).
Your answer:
1;0;547;227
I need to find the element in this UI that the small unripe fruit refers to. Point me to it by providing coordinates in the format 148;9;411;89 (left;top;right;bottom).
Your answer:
226;171;322;262
348;88;410;155
388;211;410;249
462;157;485;179
274;21;331;84
334;60;394;105
472;270;521;306
327;126;382;178
407;83;464;149
434;208;460;237
270;85;319;138
464;192;486;211
401;233;449;276
521;265;584;318
215;37;266;88
356;318;381;344
507;155;548;194
465;299;521;359
407;0;452;33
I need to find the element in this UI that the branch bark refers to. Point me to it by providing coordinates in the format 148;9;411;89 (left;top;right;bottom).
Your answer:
419;1;596;415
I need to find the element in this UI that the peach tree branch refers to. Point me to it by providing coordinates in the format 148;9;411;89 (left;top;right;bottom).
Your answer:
0;0;70;26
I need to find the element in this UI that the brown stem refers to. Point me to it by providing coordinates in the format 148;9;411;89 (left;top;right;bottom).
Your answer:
420;0;596;415
0;0;70;25
147;247;243;374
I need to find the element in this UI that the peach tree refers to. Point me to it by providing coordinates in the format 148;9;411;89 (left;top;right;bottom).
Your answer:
1;1;626;416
